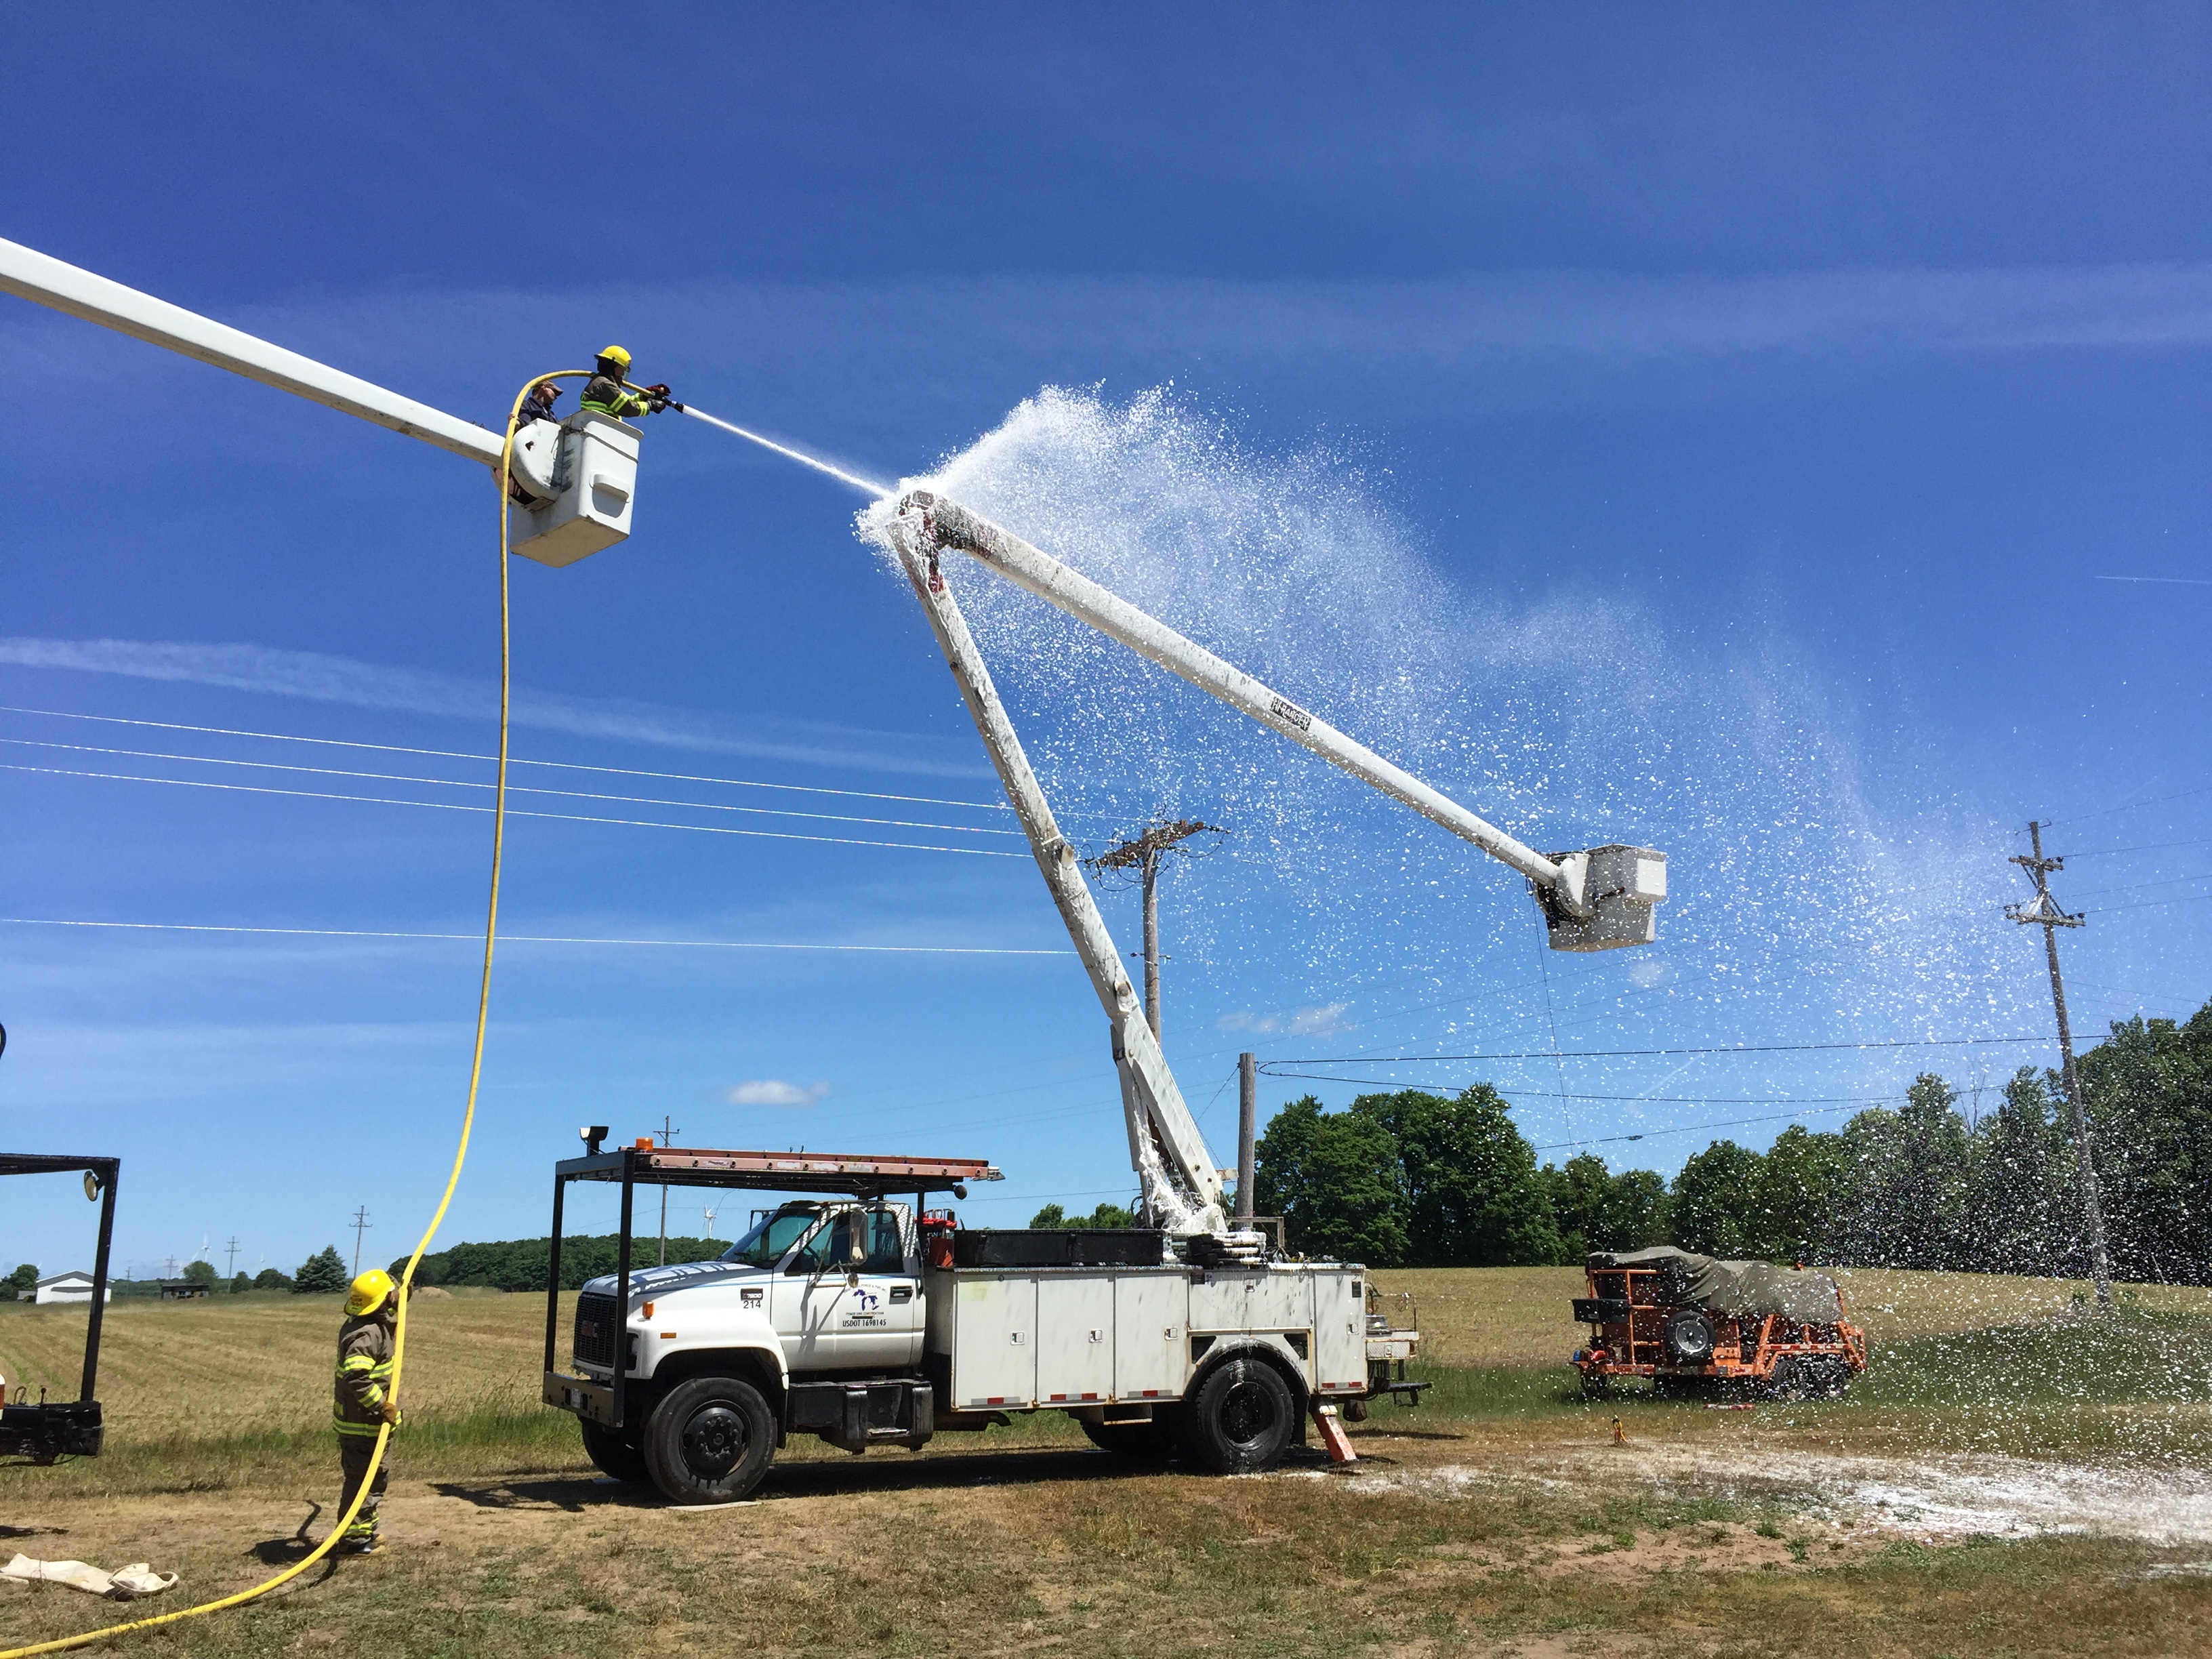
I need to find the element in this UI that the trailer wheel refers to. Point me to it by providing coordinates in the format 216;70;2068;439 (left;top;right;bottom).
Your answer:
1081;1411;1183;1461
642;1375;776;1504
580;1420;650;1483
1765;1358;1811;1403
1580;1372;1612;1401
1181;1357;1297;1475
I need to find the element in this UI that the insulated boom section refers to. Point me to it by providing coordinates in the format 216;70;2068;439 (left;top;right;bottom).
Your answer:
904;492;1567;894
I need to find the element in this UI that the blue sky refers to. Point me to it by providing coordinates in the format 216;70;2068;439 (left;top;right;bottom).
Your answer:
4;5;2209;1280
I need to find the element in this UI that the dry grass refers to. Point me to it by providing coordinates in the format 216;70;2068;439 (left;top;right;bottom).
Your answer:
0;1290;549;1446
3;1271;2210;1656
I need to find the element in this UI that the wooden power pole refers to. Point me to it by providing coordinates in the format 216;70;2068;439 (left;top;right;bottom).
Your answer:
1087;818;1224;1040
655;1114;682;1267
2007;821;2113;1308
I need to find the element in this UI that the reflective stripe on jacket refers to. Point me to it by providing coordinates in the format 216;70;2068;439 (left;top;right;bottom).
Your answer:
577;373;652;418
333;1313;396;1437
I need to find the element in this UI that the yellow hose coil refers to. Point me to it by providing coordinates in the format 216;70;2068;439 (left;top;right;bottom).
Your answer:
1;371;591;1658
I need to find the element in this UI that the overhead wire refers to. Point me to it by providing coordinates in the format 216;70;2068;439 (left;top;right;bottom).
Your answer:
0;916;1069;957
0;703;1024;815
0;762;1025;857
0;735;1027;838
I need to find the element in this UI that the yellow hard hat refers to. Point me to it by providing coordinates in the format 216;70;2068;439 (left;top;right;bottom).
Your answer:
596;344;632;371
346;1269;395;1317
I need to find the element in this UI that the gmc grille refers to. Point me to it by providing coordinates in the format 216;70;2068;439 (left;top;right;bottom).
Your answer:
573;1292;620;1370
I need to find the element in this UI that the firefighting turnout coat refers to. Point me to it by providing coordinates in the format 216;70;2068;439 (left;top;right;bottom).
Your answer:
333;1311;396;1438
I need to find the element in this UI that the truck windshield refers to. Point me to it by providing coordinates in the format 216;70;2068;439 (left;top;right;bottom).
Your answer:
719;1206;822;1269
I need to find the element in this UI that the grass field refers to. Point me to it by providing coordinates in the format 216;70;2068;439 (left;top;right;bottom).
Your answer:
4;1270;2210;1657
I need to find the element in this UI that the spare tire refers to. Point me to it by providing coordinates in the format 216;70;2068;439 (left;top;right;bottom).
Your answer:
1662;1309;1715;1366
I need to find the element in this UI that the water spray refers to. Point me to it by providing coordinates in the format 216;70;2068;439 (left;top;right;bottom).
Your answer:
674;402;888;497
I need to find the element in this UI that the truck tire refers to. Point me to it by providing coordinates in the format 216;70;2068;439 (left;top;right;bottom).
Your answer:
642;1375;776;1504
580;1420;651;1483
1180;1357;1297;1475
1081;1410;1182;1462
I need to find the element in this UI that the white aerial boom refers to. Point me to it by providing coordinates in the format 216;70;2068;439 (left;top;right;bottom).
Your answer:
881;493;1668;1239
0;234;637;567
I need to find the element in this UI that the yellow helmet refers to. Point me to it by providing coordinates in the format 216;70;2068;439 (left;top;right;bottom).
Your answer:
596;344;632;373
346;1269;395;1317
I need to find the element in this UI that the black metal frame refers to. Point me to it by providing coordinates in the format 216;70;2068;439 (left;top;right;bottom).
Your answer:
0;1152;120;1461
539;1145;991;1432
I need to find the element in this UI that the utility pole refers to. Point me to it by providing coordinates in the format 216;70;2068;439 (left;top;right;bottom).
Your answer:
2008;821;2113;1309
348;1207;373;1275
1235;1052;1258;1221
1087;818;1225;1040
655;1115;682;1267
224;1236;239;1284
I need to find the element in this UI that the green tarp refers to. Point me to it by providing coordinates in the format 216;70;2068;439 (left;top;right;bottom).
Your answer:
1587;1246;1846;1324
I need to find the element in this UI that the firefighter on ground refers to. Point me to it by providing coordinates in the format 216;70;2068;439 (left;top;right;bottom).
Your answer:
578;344;672;420
331;1269;401;1556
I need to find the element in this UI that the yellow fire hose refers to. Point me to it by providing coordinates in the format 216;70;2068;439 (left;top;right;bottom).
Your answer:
0;371;589;1658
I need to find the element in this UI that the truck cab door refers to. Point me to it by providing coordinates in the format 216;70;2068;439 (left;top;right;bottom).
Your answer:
779;1206;920;1371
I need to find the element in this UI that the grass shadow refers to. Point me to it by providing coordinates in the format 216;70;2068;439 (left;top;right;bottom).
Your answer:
247;1500;324;1565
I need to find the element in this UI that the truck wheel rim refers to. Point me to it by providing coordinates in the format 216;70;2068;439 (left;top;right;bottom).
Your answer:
1219;1378;1279;1448
680;1404;749;1479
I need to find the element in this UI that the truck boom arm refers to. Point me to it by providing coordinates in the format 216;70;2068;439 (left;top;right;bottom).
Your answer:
0;236;505;466
884;515;1227;1234
903;493;1572;895
884;493;1669;1235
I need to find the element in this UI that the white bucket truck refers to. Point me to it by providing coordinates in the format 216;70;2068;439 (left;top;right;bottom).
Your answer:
544;490;1667;1504
540;1143;1401;1503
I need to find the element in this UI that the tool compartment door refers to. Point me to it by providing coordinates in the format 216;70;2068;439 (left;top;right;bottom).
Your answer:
1113;1272;1187;1401
1034;1273;1115;1405
1315;1270;1368;1394
949;1274;1036;1409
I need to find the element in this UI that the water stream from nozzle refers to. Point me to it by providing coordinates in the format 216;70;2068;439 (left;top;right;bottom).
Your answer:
678;403;889;497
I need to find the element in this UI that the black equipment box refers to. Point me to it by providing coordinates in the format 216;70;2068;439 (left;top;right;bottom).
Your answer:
0;1400;104;1462
1573;1297;1635;1324
951;1228;1166;1269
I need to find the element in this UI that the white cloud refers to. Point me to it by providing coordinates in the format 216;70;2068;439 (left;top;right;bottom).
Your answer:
725;1079;829;1107
1216;1002;1352;1038
0;637;987;779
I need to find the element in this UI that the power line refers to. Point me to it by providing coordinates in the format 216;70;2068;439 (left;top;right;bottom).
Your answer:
1259;1036;2049;1072
0;763;1027;857
0;703;1017;815
1;916;1069;956
2064;835;2212;859
1529;1101;1883;1151
0;736;1027;838
2039;781;2212;829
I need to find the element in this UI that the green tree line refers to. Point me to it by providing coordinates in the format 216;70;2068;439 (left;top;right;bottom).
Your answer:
393;1233;725;1292
1252;1006;2211;1282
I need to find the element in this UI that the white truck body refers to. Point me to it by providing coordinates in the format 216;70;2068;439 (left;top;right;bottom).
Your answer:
563;1203;1372;1427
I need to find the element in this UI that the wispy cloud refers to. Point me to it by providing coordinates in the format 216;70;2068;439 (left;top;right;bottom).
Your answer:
267;262;2212;424
1216;1002;1352;1038
0;638;987;779
725;1079;829;1107
21;261;2212;447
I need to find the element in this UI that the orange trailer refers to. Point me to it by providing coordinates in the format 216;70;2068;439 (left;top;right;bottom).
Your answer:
1572;1247;1868;1400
